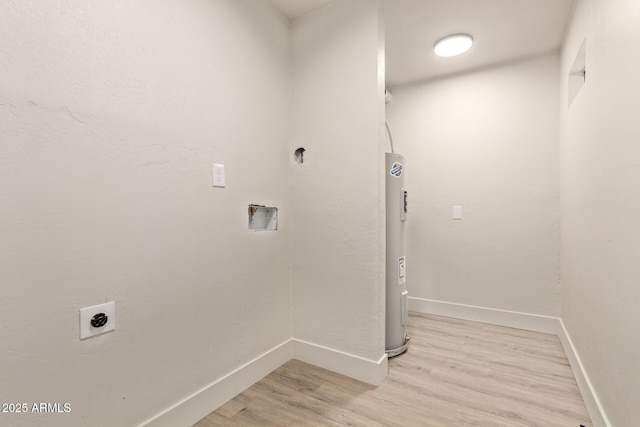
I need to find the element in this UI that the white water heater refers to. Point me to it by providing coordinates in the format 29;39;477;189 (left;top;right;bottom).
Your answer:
385;153;409;357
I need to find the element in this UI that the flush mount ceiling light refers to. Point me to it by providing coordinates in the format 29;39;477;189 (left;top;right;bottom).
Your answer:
434;34;474;57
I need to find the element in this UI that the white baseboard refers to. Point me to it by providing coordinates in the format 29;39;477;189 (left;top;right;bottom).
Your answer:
139;338;388;426
409;297;560;334
558;320;611;427
142;299;611;427
139;339;293;427
292;338;388;386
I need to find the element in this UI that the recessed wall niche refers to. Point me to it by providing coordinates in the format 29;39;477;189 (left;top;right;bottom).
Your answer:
248;205;278;231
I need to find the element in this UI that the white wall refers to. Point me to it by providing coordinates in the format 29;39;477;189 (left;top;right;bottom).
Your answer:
0;1;292;426
386;53;561;317
291;0;386;362
560;0;640;424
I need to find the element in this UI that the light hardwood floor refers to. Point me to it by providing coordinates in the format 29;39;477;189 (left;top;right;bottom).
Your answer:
194;312;592;426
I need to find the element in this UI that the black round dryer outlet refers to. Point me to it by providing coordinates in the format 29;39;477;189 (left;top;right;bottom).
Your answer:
90;313;108;328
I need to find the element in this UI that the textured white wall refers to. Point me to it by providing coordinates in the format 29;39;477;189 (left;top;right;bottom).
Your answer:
291;0;386;361
560;0;640;424
0;1;292;426
386;53;561;316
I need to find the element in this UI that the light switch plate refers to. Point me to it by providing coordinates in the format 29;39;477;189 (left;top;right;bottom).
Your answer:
213;163;225;187
80;302;115;340
453;205;462;220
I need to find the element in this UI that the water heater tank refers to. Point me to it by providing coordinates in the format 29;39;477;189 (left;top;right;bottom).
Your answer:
385;153;409;357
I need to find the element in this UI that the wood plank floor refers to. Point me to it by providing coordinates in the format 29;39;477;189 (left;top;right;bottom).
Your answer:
194;312;592;426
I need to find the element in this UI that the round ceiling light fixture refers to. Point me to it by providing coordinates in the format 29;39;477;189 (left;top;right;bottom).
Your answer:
434;33;474;57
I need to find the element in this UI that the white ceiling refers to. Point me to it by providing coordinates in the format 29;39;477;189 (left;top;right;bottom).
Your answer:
268;0;337;20
268;0;575;87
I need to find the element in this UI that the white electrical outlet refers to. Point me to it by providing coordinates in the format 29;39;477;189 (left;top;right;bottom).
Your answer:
213;163;225;187
80;302;115;340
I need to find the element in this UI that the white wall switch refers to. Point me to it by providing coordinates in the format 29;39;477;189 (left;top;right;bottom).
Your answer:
80;302;115;340
213;163;225;188
453;205;462;220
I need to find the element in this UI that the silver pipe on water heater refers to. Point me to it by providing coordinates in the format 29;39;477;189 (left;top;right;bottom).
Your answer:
384;89;395;153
